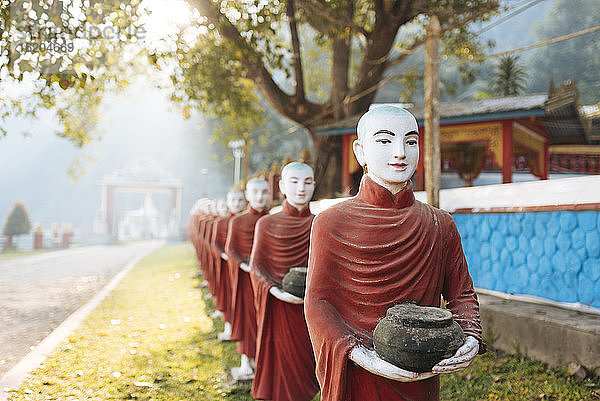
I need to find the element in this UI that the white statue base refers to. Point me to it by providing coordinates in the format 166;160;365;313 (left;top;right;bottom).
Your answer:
217;322;232;342
231;354;254;382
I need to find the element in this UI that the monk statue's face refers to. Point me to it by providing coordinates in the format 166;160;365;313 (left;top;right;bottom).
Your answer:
245;181;269;210
217;199;229;217
226;191;246;214
279;166;315;208
353;107;419;190
209;200;218;216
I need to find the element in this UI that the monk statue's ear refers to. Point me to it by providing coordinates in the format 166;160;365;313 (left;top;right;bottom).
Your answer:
278;179;286;195
353;139;366;169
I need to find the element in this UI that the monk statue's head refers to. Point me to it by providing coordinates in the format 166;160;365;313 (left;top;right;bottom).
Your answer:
245;178;270;211
279;162;315;210
200;200;210;215
226;189;246;214
353;105;419;193
216;199;229;217
208;199;218;216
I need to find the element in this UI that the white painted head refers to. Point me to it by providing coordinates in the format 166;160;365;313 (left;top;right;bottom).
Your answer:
208;199;218;216
353;105;419;194
245;178;270;211
279;162;315;210
216;199;229;217
226;190;246;214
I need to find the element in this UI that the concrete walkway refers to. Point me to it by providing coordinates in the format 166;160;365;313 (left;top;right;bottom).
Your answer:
0;240;164;398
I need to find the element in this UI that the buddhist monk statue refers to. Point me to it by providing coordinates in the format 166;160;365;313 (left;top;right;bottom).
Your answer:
225;178;270;380
214;190;246;342
203;200;219;298
249;162;320;401
305;105;484;401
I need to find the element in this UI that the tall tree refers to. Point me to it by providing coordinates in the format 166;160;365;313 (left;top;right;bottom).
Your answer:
2;201;32;250
166;0;500;196
490;54;528;96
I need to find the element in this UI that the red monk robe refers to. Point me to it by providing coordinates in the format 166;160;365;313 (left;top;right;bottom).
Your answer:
205;218;219;296
211;213;235;321
193;215;209;271
199;217;215;283
250;201;320;401
226;206;269;357
305;176;485;401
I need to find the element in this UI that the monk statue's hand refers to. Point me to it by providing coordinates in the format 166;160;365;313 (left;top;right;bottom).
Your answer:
349;345;436;382
221;252;228;260
431;336;479;374
240;262;250;272
269;286;304;304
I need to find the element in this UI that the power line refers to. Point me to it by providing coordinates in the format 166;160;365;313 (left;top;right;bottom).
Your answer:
447;24;600;66
349;1;550;105
475;0;546;35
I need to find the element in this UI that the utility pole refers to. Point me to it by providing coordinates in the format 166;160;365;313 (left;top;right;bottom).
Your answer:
228;140;245;185
424;14;441;208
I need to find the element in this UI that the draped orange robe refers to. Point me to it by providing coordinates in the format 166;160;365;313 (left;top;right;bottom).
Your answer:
225;206;269;357
305;177;485;401
250;201;319;401
200;217;217;290
211;213;235;322
194;215;210;273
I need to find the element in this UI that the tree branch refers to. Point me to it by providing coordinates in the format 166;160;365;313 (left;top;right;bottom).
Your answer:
287;0;305;102
296;0;368;37
383;2;499;71
188;0;324;126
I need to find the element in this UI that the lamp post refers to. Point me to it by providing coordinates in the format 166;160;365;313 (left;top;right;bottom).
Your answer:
228;139;245;185
200;168;208;197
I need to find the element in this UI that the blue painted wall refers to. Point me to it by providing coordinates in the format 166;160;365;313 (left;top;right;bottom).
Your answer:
453;211;600;308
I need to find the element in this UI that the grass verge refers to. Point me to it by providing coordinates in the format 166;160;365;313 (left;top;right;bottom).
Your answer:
440;349;600;400
7;243;252;401
6;242;599;400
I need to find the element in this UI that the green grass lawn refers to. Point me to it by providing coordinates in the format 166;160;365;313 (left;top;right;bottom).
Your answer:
7;242;599;400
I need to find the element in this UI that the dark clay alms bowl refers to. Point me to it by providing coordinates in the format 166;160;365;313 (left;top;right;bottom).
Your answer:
281;267;308;298
373;303;466;373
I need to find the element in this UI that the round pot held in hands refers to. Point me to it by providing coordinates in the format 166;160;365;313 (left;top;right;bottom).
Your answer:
373;303;466;373
281;267;308;298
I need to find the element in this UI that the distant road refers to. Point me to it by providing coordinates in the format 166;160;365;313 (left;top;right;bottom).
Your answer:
0;241;164;377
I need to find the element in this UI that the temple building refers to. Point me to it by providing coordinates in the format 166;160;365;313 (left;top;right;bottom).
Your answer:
93;158;183;240
315;79;599;195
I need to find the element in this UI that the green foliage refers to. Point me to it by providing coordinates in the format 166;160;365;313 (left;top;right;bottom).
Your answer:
529;0;600;103
160;0;500;125
490;54;528;96
0;0;146;142
2;201;32;237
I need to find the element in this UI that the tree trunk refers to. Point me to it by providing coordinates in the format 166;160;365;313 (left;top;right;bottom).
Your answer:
311;134;343;199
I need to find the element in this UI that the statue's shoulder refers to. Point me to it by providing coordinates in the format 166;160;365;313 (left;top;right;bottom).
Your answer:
414;199;456;229
230;210;249;224
314;197;361;225
256;211;278;227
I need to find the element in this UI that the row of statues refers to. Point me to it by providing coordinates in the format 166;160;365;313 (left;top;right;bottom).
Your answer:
188;106;484;401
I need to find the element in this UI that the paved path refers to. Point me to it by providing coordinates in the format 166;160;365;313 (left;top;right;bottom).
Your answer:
0;241;163;377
